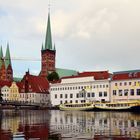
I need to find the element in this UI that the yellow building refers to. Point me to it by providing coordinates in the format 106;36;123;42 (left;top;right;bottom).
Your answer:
9;82;20;101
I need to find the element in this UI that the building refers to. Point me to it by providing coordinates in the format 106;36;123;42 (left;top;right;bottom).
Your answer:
50;71;111;107
9;82;20;101
1;85;10;101
40;13;56;77
40;13;78;78
0;44;13;82
111;70;140;102
18;71;50;105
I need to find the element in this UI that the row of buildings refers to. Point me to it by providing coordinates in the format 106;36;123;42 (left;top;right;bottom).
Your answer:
50;70;140;107
0;12;140;107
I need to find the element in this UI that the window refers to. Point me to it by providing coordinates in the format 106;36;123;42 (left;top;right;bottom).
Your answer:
119;90;122;96
65;100;67;104
75;100;78;103
104;92;107;97
130;89;134;96
103;85;105;88
60;94;63;98
76;93;79;98
106;85;109;88
70;100;72;103
124;89;128;96
113;90;116;96
129;82;132;85
55;94;57;99
92;92;95;97
120;83;122;86
70;94;73;98
115;83;117;86
60;101;63;104
124;82;127;86
136;89;140;95
65;94;68;98
87;93;90;97
100;85;102;88
99;92;102;97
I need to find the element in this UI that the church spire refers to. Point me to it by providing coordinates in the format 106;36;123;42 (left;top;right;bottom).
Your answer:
45;13;52;50
5;43;11;69
0;46;3;69
0;46;3;58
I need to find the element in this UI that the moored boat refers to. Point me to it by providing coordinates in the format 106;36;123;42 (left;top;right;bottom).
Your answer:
59;102;95;111
94;100;140;111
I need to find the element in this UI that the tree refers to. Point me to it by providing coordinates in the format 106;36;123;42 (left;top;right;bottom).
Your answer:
47;72;59;82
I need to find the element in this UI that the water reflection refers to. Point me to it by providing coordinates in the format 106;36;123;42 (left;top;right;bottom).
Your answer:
50;111;140;139
0;110;140;139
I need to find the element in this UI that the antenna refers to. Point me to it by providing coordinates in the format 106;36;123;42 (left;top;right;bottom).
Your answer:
48;0;51;13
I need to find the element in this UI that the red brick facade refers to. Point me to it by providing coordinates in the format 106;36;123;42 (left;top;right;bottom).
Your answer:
40;49;56;77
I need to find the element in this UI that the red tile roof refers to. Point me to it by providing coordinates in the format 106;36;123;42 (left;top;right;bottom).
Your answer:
0;81;11;88
112;71;140;80
61;71;111;80
17;72;49;93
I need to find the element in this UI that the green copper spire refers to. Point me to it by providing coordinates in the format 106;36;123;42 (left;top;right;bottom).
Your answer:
41;43;44;50
5;43;11;68
0;46;3;58
54;43;56;51
45;13;52;50
0;46;3;69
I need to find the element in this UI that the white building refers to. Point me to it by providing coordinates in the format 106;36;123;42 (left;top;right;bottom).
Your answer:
50;71;111;107
111;70;140;102
1;85;10;101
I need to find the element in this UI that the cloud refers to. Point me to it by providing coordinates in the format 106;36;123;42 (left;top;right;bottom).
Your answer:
0;0;140;77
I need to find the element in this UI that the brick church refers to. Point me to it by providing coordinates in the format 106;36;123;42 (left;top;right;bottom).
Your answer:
40;13;56;77
0;44;13;82
40;13;78;78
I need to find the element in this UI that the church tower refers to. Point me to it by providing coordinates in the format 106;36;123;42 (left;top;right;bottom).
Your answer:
40;13;56;77
5;43;13;81
0;44;13;81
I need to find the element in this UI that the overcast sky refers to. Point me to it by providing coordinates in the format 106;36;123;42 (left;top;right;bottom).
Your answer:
0;0;140;77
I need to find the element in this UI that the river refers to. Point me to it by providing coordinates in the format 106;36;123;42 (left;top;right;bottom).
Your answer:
0;110;140;140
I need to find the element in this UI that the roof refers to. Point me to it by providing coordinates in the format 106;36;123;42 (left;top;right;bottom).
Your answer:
0;81;11;88
0;46;3;69
13;77;22;82
17;72;49;93
5;43;12;69
112;70;140;80
56;68;78;78
62;71;111;80
44;13;53;50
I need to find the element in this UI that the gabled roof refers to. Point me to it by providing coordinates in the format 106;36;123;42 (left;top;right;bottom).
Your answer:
17;72;49;93
0;81;11;88
61;71;111;80
112;70;140;80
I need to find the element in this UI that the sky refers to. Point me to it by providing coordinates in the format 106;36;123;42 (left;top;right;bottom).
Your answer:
0;0;140;77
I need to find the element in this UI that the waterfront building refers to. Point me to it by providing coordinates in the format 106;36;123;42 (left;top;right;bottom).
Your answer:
111;70;140;102
9;82;20;101
50;71;111;107
0;44;13;82
18;71;50;105
1;85;10;101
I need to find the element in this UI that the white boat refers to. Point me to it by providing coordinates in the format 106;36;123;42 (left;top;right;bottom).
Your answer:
94;100;140;111
59;102;95;111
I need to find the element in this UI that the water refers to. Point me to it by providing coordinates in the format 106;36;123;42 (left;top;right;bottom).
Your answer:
0;110;140;140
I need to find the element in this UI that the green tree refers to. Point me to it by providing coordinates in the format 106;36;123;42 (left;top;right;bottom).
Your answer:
47;72;59;82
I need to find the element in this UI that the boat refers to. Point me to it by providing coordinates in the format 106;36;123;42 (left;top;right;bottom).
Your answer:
94;100;140;111
59;102;95;111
